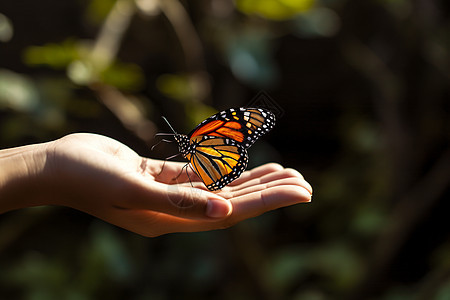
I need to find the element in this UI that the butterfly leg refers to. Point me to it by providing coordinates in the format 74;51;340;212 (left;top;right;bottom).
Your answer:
170;163;196;188
172;162;188;180
185;164;194;188
157;153;181;176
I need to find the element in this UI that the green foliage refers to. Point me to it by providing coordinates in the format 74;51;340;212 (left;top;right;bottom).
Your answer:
292;7;341;37
184;103;218;129
23;39;144;91
100;62;144;91
23;40;80;70
156;73;192;101
1;0;449;299
235;0;315;20
0;69;39;112
85;0;117;24
436;283;450;300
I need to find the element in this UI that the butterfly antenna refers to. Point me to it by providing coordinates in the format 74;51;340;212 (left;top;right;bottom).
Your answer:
151;117;178;151
161;116;178;135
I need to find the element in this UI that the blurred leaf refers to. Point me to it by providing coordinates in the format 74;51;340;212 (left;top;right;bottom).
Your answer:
66;57;144;90
0;13;13;42
264;243;363;295
311;243;363;291
185;103;218;128
0;69;39;112
436;282;450;300
352;205;386;237
5;251;70;298
86;222;134;282
263;246;310;292
100;62;144;91
85;0;117;24
23;39;79;69
156;72;210;103
292;7;341;37
156;73;192;101
235;0;315;20
24;36;143;90
67;60;96;86
382;286;414;300
345;118;380;154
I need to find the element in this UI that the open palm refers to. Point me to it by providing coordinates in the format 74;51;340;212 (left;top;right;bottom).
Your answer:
46;133;312;237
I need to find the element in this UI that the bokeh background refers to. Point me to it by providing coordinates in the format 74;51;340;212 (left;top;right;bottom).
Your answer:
1;0;449;299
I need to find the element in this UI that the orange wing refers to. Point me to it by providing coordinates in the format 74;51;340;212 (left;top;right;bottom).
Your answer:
186;137;248;191
178;108;275;190
190;120;245;143
188;108;275;148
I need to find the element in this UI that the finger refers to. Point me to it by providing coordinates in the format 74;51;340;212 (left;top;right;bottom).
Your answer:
231;168;312;194
117;179;232;220
227;184;312;220
120;183;311;236
226;177;311;199
229;163;284;186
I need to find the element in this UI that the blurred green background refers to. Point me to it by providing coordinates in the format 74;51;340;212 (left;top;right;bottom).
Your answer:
1;0;449;299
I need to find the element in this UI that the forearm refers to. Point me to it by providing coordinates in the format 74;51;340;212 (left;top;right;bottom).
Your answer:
0;142;52;213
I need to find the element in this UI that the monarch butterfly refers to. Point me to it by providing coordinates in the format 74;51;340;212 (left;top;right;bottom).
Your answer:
159;107;276;191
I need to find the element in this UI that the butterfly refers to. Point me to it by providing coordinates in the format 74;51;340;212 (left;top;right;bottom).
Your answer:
159;107;276;191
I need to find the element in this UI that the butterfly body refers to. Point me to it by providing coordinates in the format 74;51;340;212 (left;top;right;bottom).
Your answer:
168;107;275;191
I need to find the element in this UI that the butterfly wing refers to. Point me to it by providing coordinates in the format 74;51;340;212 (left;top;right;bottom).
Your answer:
186;137;248;191
188;108;276;148
178;107;275;191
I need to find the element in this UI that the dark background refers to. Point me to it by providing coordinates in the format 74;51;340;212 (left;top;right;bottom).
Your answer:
0;0;449;299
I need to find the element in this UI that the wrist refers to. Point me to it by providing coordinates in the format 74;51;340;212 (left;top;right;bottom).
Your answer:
0;141;53;213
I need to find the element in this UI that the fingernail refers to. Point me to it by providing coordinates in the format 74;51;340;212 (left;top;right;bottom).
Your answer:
206;199;231;218
303;180;313;195
300;187;312;203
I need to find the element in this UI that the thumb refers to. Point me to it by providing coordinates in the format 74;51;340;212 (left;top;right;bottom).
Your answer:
120;181;232;219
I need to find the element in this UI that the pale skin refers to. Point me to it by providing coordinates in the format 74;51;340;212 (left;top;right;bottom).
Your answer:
0;133;312;237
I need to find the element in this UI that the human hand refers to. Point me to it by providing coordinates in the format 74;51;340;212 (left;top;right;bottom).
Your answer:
1;133;312;237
